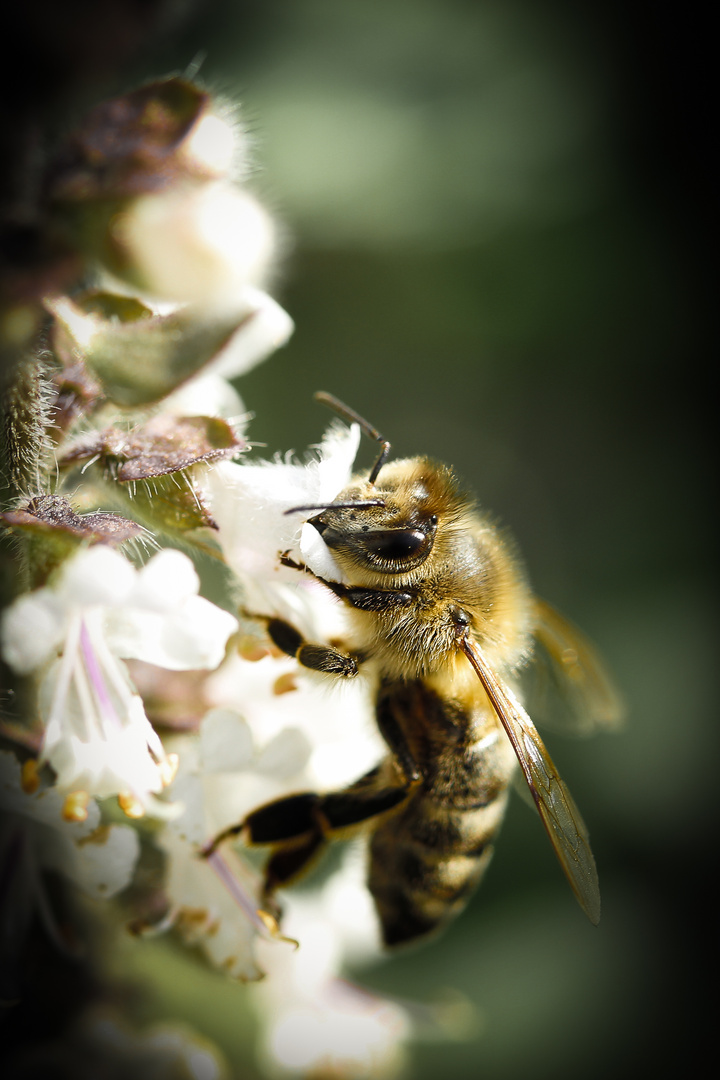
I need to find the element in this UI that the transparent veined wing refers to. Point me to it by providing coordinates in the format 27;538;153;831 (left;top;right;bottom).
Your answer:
522;599;624;737
457;628;601;925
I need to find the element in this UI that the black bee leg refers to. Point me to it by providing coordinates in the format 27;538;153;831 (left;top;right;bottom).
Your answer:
376;696;422;785
263;832;327;895
378;721;421;785
265;616;361;678
232;767;415;895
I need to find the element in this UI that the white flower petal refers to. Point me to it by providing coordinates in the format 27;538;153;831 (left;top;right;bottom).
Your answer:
45;726;164;801
131;549;200;612
57;546;136;608
313;421;364;500
204;422;359;630
50;821;140;899
255;860;409;1080
255;727;313;779
10;546;235;813
161;373;246;421
38;661;169;806
183;109;237;178
205;653;383;788
0;590;66;674
207;422;360;572
164;772;207;845
200;709;255;773
300;522;346;583
115;184;277;311
0;751;140;901
106;596;237;670
211;288;294;379
158;829;270;982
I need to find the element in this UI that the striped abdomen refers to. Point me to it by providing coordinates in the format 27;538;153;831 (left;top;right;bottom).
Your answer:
368;679;517;946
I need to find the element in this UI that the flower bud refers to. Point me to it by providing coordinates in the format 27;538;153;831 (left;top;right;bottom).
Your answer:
110;182;277;312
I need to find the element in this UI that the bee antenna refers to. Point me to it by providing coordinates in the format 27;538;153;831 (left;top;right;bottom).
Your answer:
284;498;386;516
315;391;391;485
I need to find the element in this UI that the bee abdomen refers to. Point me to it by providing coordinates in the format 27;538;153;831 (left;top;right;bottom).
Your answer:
368;793;508;946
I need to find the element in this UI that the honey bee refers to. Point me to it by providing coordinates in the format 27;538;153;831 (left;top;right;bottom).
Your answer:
206;392;621;946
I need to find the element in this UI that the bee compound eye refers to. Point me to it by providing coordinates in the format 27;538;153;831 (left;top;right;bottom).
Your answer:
361;528;429;563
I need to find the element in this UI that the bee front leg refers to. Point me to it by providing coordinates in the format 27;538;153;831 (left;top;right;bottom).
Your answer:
266;616;361;677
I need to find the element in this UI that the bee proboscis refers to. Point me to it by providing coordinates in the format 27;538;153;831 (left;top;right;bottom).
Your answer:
206;392;621;946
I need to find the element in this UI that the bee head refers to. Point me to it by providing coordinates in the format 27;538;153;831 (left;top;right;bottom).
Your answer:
292;458;464;576
285;394;463;576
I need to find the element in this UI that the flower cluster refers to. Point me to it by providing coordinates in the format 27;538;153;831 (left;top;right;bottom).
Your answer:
0;77;414;1077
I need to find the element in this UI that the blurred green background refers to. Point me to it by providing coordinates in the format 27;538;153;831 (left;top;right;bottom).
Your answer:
9;1;712;1077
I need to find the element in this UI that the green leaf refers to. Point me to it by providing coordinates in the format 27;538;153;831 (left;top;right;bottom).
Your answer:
62;415;245;480
46;292;253;406
1;495;144;587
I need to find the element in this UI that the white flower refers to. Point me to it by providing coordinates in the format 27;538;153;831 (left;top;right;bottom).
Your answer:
203;420;360;638
154;706;305;983
0;750;140;948
209;287;295;381
39;1008;229;1080
158;828;281;983
159;286;294;424
161;371;246;423
253;850;410;1079
205;651;383;793
181;107;240;180
189;652;381;833
1;546;238;815
152;637;384;982
112;181;278;315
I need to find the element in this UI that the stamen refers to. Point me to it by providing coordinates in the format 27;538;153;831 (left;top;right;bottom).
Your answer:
20;759;40;794
82;614;131;724
158;752;179;787
82;618;168;765
255;907;299;949
272;672;297;696
118;792;146;818
63;790;90;822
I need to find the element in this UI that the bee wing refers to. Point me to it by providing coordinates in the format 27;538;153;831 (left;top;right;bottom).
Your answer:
458;631;601;925
523;599;624;737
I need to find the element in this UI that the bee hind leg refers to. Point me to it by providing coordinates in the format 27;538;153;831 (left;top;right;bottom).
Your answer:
241;768;413;894
263;831;327;895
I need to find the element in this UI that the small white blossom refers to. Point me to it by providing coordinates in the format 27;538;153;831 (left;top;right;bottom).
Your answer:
205;651;382;793
204;421;360;638
152;638;384;983
0;751;140;948
150;287;293;458
1;547;238;815
254;851;409;1079
32;1006;230;1080
181;108;240;180
209;288;295;381
158;828;278;983
113;182;278;314
155;707;305;983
